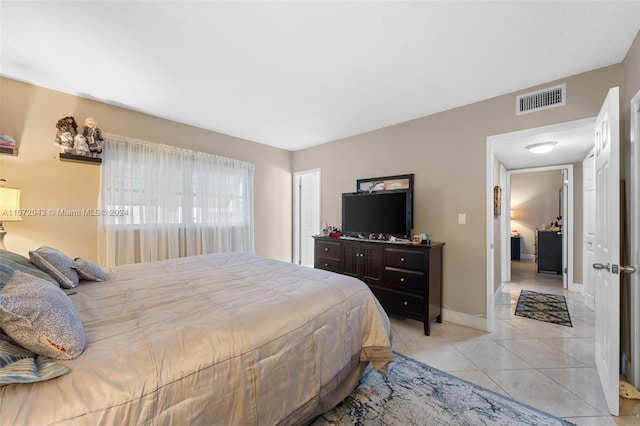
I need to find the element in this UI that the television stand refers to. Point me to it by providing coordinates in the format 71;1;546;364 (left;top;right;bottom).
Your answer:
313;236;444;336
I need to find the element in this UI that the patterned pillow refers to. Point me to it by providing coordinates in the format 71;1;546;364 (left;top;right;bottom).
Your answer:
72;258;108;282
0;332;70;386
29;246;80;289
0;250;59;290
0;271;86;360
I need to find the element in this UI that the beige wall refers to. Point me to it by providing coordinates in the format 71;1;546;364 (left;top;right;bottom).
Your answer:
293;65;622;318
0;77;292;263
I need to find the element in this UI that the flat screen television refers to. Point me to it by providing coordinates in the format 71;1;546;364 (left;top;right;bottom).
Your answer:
341;189;412;239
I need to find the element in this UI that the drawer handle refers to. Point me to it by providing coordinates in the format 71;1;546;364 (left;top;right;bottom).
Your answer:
403;301;408;306
324;263;328;267
324;247;329;251
401;257;405;262
400;278;405;282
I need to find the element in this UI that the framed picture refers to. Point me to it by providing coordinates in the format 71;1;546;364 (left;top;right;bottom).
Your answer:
494;186;502;216
357;174;414;193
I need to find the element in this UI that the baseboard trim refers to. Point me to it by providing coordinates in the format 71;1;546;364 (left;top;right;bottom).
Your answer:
569;282;583;293
494;282;503;304
442;308;488;331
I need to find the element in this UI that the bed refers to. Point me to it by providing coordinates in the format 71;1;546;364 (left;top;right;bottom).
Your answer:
0;250;393;425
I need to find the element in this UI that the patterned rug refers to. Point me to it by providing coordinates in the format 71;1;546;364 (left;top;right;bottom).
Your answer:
312;353;574;426
514;290;573;327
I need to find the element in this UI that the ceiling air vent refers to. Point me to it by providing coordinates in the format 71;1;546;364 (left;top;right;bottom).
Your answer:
516;84;566;115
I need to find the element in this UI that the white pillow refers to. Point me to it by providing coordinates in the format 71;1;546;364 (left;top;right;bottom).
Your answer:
0;271;86;360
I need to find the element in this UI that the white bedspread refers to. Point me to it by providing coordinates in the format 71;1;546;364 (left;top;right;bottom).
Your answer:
0;253;392;425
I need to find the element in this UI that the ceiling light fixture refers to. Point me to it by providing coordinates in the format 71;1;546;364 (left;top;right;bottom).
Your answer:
526;141;558;154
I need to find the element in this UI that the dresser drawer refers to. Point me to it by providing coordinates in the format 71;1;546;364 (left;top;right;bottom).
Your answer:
384;268;424;295
385;248;424;270
316;240;341;259
370;287;424;316
315;257;341;273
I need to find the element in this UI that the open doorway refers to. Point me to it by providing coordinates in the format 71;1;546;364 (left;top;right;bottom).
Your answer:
486;117;594;332
293;169;320;267
508;167;569;291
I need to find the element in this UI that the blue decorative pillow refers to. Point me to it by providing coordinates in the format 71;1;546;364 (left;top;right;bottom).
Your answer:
29;246;80;289
72;258;108;282
0;250;59;290
0;332;70;386
0;271;86;360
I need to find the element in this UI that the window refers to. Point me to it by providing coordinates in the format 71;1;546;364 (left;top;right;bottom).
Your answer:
98;134;254;266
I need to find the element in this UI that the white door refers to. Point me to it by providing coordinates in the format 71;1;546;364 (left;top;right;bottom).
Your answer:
583;151;596;311
293;170;320;267
593;86;620;416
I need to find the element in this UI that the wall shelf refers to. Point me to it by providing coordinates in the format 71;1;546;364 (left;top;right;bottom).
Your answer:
59;153;102;164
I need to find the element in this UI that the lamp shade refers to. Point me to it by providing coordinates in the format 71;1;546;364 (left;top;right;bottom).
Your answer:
0;186;21;222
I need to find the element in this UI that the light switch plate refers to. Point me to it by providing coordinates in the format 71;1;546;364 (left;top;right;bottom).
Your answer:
458;213;466;225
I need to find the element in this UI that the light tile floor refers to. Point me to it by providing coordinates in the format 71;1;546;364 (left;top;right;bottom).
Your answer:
390;259;640;425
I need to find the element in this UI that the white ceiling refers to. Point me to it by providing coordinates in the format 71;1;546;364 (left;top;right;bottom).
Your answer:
492;118;595;170
1;1;639;153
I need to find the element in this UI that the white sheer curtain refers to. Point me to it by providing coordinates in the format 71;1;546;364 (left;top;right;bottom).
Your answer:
98;134;254;267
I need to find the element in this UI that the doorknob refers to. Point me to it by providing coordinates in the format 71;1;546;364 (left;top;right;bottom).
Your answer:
592;263;610;271
620;265;637;274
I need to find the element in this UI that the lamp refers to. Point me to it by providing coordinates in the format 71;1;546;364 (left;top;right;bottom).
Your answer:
526;141;558;154
0;179;21;250
510;209;516;220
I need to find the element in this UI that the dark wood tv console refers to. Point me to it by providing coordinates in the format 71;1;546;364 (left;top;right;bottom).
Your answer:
313;236;444;336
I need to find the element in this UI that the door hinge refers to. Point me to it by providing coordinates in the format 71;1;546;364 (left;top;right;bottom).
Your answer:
612;264;619;274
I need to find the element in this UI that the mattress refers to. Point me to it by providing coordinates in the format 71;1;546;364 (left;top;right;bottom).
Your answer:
0;252;393;425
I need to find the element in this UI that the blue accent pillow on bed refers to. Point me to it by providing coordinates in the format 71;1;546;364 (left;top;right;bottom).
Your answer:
0;271;86;360
29;246;80;289
72;258;108;282
0;250;59;290
0;332;70;386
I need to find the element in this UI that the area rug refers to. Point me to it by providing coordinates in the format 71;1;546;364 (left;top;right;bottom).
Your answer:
312;353;574;426
514;290;573;327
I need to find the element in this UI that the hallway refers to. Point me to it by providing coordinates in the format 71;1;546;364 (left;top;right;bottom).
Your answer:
390;259;640;425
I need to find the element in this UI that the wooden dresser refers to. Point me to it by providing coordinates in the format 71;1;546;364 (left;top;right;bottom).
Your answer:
536;230;562;274
314;236;444;335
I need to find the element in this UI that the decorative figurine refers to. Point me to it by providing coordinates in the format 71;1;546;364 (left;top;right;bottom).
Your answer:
82;117;104;156
54;115;78;153
73;134;91;156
